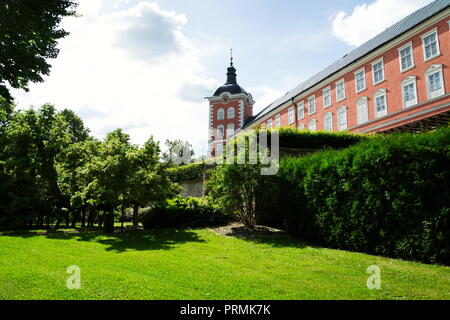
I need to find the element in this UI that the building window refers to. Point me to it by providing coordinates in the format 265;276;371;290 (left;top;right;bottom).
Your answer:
216;143;223;156
421;28;440;61
227;107;235;119
354;68;366;92
374;89;388;118
227;123;235;137
372;58;385;85
323;87;331;108
401;76;418;108
297;101;305;119
217;108;224;120
308;95;316;114
324;112;332;131
217;124;224;138
308;119;317;132
337;107;347;131
336;79;345;101
398;42;414;72
267;119;272;128
288;107;295;124
425;64;445;99
275;114;281;127
356;97;369;125
298;123;305;130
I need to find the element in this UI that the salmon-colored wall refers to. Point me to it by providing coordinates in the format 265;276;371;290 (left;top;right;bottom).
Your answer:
259;17;450;133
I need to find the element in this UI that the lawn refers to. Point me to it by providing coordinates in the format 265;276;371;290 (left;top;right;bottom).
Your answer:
0;227;449;300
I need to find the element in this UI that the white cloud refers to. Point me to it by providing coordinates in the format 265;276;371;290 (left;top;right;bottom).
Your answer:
11;1;218;156
331;0;434;46
248;86;285;114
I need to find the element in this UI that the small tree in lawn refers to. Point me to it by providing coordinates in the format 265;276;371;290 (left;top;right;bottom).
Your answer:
207;133;269;229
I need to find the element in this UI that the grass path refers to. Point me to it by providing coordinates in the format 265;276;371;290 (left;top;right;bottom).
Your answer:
0;228;449;300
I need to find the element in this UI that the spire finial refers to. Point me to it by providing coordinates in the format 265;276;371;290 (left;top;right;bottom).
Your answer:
230;48;233;66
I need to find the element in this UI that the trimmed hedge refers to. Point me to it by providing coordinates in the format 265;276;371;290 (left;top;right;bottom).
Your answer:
143;197;229;229
166;163;206;182
272;127;368;150
276;128;450;264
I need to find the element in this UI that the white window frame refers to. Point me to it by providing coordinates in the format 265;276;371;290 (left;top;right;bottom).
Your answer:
217;124;225;138
421;28;440;62
297;101;305;120
308;95;316;115
267;119;272;128
227;107;235;119
374;89;388;118
324;112;333;131
217;108;224;121
275;114;281;127
401;76;418;108
335;79;345;102
356;97;369;125
322;86;332;108
288;107;295;124
425;64;445;99
371;58;385;85
398;41;415;73
337;106;347;131
354;67;366;93
308;119;317;132
227;123;235;137
298;123;305;130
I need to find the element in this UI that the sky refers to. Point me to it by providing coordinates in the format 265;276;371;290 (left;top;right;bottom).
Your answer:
11;0;434;156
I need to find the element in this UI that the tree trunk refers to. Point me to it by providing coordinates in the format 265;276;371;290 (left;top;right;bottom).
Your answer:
133;203;139;227
81;207;86;228
71;209;80;228
121;205;125;233
65;210;70;228
103;209;115;233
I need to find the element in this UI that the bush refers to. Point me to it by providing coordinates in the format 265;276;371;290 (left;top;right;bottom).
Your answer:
142;197;229;229
166;163;207;183
273;127;368;150
277;128;450;264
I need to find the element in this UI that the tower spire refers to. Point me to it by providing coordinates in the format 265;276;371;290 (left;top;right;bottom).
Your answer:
226;49;237;85
230;48;233;66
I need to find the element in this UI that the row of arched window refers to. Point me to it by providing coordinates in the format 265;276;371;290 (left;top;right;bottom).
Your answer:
217;107;235;120
215;123;235;138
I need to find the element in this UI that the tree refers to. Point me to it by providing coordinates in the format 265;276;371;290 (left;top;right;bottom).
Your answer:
126;137;177;227
162;139;194;167
0;0;78;101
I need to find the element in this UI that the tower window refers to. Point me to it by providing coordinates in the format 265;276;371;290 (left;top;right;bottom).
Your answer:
217;125;224;138
227;107;235;119
217;108;225;120
227;123;235;136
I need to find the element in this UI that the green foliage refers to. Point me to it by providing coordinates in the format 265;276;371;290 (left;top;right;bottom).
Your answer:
142;197;228;229
166;162;206;182
273;127;367;149
277;128;450;264
0;0;78;101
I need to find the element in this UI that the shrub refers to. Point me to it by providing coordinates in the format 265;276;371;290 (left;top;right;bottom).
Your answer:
277;128;450;264
142;197;229;229
166;163;207;183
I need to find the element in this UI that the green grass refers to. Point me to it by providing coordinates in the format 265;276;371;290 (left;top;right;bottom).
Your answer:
0;228;449;300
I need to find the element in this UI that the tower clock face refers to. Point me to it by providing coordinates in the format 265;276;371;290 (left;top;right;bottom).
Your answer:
222;96;229;103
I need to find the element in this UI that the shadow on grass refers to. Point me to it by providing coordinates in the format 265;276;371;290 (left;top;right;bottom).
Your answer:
0;228;205;253
213;224;308;249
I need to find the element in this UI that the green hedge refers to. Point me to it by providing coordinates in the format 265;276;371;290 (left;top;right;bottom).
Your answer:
142;197;229;229
166;163;206;182
271;127;368;150
276;128;450;264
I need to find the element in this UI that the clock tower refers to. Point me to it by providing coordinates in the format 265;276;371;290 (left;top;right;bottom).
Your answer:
206;52;254;157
